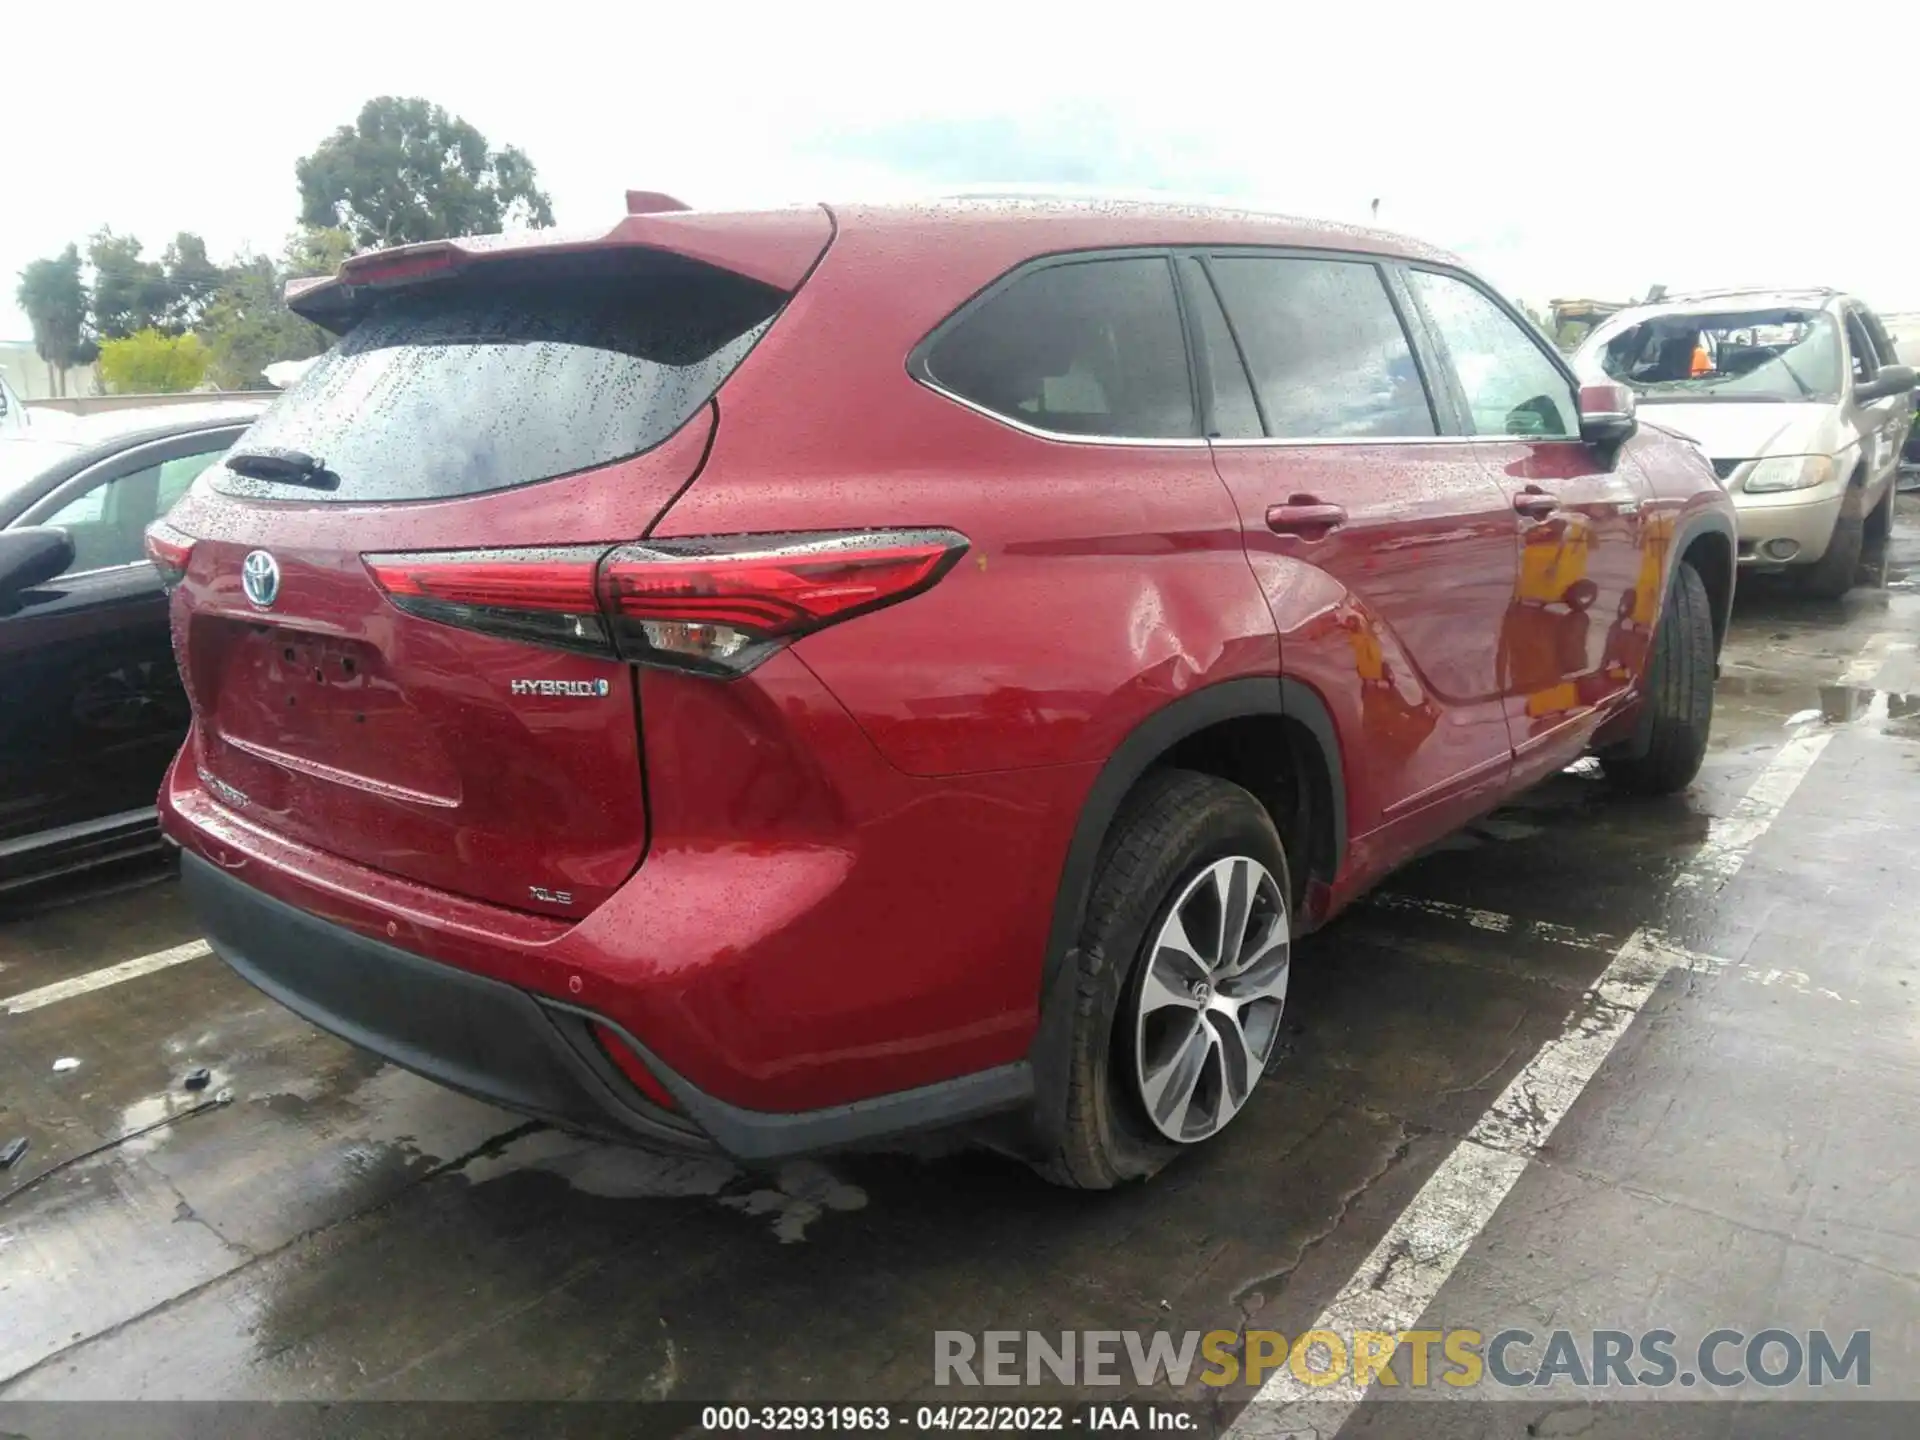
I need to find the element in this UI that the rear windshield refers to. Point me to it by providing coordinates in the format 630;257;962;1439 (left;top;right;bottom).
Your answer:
213;259;782;502
1593;308;1842;404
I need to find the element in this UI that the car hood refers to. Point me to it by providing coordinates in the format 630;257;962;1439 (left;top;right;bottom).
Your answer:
1633;401;1840;461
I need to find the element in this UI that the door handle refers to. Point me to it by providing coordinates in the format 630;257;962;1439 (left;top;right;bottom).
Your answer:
1513;486;1559;519
1266;497;1347;536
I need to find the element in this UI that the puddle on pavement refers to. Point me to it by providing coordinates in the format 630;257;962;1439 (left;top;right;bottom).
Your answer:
459;1129;868;1244
1715;670;1809;701
1819;685;1920;736
113;1082;231;1159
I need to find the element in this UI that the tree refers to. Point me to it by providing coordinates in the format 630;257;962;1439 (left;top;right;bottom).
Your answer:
97;329;209;394
197;228;353;390
160;232;229;331
15;245;95;397
283;225;356;279
296;96;554;249
88;228;172;339
201;259;321;390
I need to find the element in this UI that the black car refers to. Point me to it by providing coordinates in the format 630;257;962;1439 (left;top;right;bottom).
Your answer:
0;406;263;890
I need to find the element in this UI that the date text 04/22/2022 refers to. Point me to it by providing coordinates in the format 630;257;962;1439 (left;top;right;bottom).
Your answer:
698;1404;1197;1431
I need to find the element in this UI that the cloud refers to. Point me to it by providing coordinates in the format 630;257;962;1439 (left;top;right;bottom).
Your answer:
815;103;1254;198
8;0;1918;347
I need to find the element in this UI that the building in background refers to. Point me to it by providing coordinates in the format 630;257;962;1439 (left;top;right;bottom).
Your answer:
0;339;98;401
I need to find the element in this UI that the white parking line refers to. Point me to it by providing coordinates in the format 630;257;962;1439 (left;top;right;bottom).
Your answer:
1231;633;1885;1437
1;940;212;1016
1363;893;1618;953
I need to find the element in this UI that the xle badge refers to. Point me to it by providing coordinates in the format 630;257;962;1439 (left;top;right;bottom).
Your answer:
510;678;612;698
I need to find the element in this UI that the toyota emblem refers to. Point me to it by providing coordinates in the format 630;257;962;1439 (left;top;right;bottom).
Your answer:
241;550;280;608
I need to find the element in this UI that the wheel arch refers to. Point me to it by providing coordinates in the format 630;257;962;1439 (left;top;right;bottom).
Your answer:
1681;510;1743;656
1674;508;1735;657
1021;677;1346;1155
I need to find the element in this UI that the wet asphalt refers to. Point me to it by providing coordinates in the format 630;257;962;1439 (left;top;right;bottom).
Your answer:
3;500;1920;1439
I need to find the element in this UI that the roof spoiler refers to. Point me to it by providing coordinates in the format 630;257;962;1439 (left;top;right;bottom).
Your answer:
626;191;691;215
283;203;833;333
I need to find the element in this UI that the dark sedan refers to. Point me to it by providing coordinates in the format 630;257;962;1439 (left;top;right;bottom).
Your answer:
0;404;265;890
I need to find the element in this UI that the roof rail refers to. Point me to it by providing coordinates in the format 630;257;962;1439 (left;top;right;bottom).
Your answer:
932;183;1295;216
1655;285;1839;304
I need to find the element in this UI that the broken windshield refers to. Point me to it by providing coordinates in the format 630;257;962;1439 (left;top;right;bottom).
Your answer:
1594;308;1842;404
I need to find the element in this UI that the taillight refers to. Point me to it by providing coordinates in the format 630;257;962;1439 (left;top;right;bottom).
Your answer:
144;521;195;590
364;529;968;677
600;529;969;676
364;547;612;656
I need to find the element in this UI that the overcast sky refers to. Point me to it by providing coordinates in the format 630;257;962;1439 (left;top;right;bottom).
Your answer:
9;0;1919;345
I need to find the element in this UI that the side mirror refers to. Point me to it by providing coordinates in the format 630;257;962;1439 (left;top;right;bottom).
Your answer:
0;526;75;600
1855;364;1918;403
1578;381;1638;456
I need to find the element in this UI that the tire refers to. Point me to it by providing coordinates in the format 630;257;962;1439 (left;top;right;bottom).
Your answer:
1865;483;1895;544
1033;769;1293;1190
1602;561;1714;796
1795;510;1864;599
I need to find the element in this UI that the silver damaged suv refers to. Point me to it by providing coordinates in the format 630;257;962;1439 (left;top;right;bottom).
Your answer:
1576;288;1916;597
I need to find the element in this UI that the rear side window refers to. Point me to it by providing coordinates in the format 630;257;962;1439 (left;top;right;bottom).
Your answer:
214;261;782;502
920;257;1196;439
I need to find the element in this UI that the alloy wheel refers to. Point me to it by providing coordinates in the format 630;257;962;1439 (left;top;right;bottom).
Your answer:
1132;855;1290;1143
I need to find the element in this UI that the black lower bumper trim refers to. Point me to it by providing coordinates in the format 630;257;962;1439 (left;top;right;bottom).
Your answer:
181;853;1031;1163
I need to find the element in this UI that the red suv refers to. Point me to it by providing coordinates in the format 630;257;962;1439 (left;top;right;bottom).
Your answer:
152;197;1734;1187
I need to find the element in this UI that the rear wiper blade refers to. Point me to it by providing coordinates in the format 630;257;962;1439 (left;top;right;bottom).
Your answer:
224;446;338;490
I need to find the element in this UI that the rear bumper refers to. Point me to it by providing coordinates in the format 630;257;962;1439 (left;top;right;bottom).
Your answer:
182;850;1031;1163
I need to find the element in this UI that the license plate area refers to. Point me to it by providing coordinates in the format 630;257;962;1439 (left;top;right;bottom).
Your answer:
203;621;460;805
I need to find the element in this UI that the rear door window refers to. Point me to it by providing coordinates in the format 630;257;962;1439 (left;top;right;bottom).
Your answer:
920;256;1197;439
214;260;783;502
1179;258;1262;440
42;443;231;575
1206;256;1435;439
44;466;158;574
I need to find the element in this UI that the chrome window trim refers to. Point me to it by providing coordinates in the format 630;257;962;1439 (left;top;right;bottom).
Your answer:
1210;433;1520;449
919;376;1562;450
911;245;1474;449
913;378;1211;448
909;248;1210;448
907;244;1583;451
